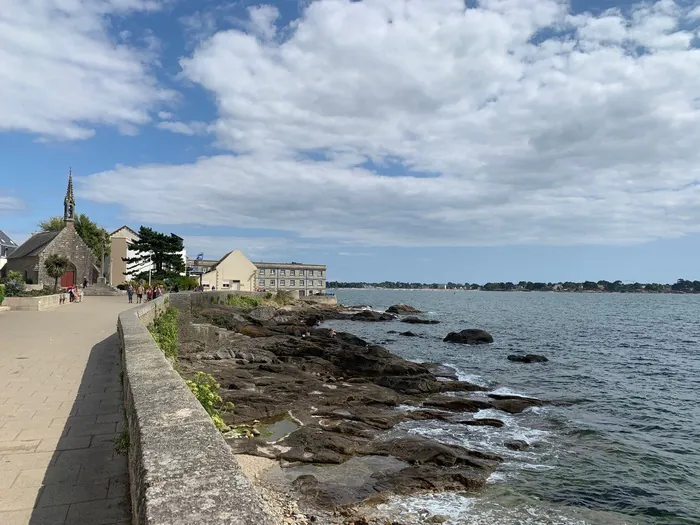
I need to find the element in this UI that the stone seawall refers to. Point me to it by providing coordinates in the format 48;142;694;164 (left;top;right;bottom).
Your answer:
3;293;65;311
118;295;274;525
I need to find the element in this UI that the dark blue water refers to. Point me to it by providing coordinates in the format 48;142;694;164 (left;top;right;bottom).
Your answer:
326;290;700;525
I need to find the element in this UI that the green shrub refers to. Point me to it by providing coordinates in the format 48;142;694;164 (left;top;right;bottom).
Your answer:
272;290;295;305
225;294;261;309
148;306;179;359
0;284;4;305
3;279;25;297
185;372;233;432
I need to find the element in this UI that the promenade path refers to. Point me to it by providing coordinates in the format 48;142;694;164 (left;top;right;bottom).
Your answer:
0;296;132;525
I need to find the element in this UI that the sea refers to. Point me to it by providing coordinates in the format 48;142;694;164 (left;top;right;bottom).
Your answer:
323;290;700;525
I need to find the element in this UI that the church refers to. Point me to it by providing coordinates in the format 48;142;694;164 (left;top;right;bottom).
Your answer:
3;172;98;287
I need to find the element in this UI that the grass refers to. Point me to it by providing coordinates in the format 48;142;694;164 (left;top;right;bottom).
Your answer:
148;306;179;359
225;295;261;309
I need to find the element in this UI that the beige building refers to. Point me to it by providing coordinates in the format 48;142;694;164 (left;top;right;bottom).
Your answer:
108;226;139;286
195;250;258;291
255;261;327;296
108;226;187;285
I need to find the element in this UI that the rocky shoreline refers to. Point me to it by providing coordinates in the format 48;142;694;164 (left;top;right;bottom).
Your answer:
178;301;551;524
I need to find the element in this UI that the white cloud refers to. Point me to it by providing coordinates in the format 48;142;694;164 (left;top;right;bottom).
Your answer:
157;111;174;120
156;120;209;136
0;0;174;140
0;195;25;214
83;0;700;247
183;235;323;260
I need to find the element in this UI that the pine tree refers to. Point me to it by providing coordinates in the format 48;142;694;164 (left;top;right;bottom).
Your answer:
123;227;185;281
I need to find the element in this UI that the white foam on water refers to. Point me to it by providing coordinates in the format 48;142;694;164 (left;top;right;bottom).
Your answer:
443;362;488;386
369;492;634;525
489;386;534;397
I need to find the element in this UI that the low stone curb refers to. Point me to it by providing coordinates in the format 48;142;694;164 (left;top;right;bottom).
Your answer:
118;295;275;525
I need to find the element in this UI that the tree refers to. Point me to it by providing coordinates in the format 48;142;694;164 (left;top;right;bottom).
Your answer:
44;254;71;291
39;214;110;261
124;227;185;281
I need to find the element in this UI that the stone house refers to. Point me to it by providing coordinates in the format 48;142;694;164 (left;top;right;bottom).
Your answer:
2;173;98;287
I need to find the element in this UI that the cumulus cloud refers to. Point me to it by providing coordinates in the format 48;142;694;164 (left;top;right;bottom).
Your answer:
156;120;209;136
183;235;323;260
0;0;173;140
0;195;25;214
83;0;700;247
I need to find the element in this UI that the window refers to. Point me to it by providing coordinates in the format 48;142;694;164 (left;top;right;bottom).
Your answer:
280;269;286;276
290;279;296;286
222;282;230;288
299;270;304;276
280;279;285;286
259;269;265;275
258;279;265;286
290;270;295;276
299;280;304;286
317;270;323;277
316;280;322;286
269;279;276;286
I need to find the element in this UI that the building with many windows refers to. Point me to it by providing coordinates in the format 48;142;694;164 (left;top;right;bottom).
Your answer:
254;261;327;296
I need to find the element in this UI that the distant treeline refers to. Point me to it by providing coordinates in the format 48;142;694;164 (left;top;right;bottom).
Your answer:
327;279;700;293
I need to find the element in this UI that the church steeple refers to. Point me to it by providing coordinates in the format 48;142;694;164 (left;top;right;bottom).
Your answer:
64;168;75;223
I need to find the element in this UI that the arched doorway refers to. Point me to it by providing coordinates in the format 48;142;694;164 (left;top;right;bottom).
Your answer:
60;263;77;288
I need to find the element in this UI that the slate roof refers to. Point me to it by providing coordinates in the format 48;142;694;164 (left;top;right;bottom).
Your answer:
0;229;17;247
8;231;59;259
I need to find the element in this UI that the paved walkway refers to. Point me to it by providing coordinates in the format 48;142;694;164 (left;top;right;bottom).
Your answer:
0;296;133;525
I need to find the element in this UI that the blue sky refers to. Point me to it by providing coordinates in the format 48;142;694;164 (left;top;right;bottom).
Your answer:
1;0;700;283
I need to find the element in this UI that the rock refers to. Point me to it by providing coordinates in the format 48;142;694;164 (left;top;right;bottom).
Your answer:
488;394;545;414
364;436;501;467
351;310;396;322
386;304;423;314
421;363;458;381
423;395;492;412
399;331;419;337
507;354;548;363
427;516;450;524
248;306;279;322
443;329;493;345
458;418;505;428
504;439;529;451
401;317;440;325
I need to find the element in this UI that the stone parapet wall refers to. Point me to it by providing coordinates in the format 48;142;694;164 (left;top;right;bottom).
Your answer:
301;295;338;305
118;295;274;525
4;293;65;311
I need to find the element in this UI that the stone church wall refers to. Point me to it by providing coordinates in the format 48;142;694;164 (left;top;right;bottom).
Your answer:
39;224;97;286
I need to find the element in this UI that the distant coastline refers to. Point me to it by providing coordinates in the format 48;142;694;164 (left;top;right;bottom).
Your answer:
328;279;700;294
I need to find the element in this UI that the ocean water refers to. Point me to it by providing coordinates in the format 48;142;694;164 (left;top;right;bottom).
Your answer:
324;290;700;525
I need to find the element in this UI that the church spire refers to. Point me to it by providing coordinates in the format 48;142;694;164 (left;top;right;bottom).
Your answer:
64;168;75;223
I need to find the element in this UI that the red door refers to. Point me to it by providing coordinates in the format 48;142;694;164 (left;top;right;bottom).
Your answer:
60;271;75;288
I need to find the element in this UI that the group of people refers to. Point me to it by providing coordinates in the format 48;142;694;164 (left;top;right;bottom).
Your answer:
126;283;163;304
59;284;82;304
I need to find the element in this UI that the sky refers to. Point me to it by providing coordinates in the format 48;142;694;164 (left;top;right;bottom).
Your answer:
1;0;700;284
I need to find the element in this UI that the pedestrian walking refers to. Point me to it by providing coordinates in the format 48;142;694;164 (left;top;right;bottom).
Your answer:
127;283;134;304
83;276;88;288
146;287;153;301
136;284;144;303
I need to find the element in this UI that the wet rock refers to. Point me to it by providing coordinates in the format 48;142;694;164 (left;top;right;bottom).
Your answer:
422;363;458;380
504;439;530;451
351;310;396;322
423;395;492;412
239;324;277;338
488;394;545;414
459;418;505;428
401;317;440;325
440;381;489;393
507;354;548;363
363;436;501;467
443;329;494;345
399;331;419;337
386;304;423;315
